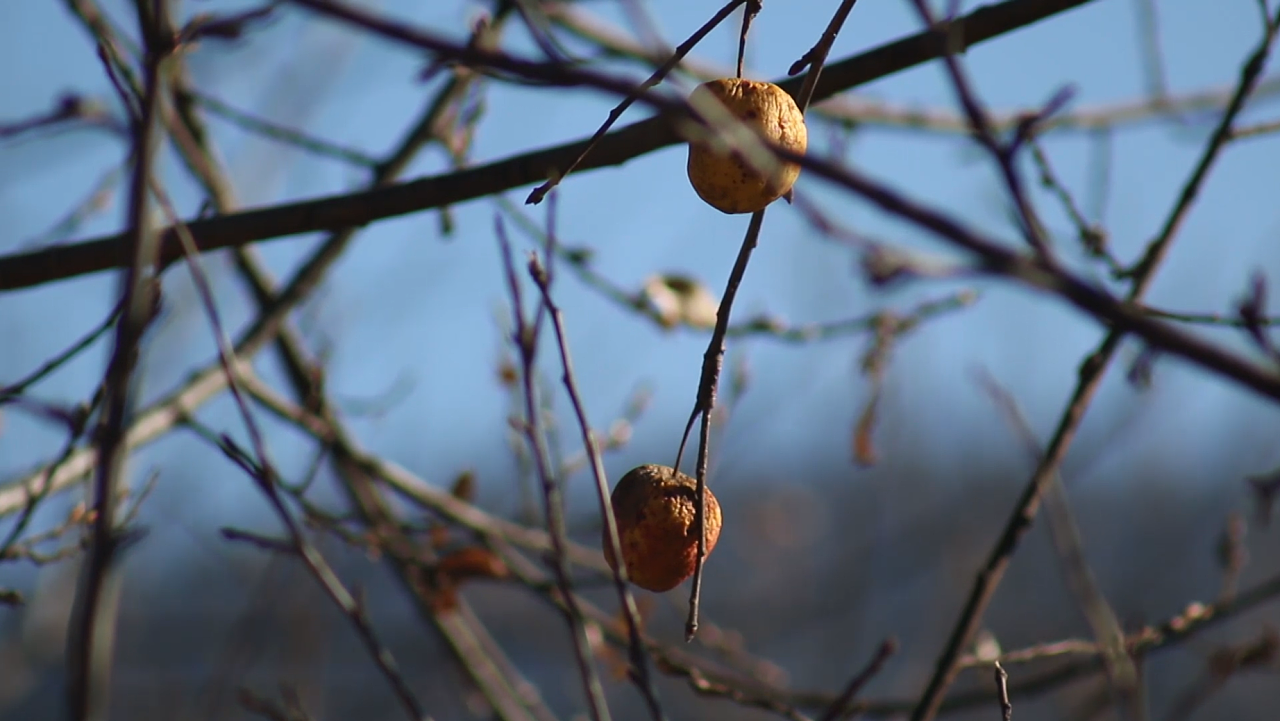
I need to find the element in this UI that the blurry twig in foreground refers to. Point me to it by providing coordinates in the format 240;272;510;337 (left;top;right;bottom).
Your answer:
1131;0;1171;104
1247;465;1280;526
184;88;380;168
1230;116;1280;139
973;369;1139;716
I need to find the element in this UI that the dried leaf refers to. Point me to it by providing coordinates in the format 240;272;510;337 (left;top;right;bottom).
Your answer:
437;547;509;583
451;470;476;502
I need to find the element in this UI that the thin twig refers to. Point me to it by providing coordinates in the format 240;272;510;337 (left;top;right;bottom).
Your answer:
676;209;763;641
907;0;1056;258
994;662;1012;721
0;92;119;139
526;214;667;720
0;498;94;565
736;0;761;78
1132;0;1171;104
1027;139;1120;272
220;526;297;554
525;0;746;203
497;221;611;721
21;165;126;250
816;639;897;721
184;88;380;167
791;0;863;110
1216;513;1248;604
0;300;123;403
972;369;1138;715
1230;115;1280;139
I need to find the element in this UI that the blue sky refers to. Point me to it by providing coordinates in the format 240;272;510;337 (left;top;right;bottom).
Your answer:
2;0;1280;568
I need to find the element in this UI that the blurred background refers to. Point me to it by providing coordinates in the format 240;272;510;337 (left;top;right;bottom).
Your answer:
2;0;1280;719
